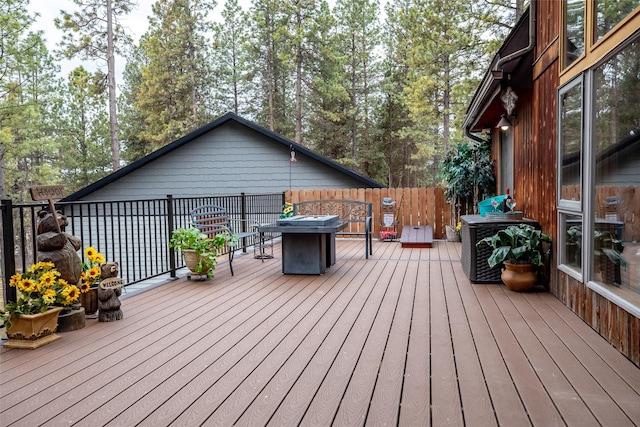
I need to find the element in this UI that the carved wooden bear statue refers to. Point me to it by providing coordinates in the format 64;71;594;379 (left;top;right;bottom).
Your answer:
36;210;83;286
98;262;124;322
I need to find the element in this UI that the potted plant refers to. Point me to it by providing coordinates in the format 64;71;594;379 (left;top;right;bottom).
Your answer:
439;142;496;239
1;261;82;349
594;229;627;284
476;223;552;291
78;246;107;316
565;225;626;284
168;226;234;278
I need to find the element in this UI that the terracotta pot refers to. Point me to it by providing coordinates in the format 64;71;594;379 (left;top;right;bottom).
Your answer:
501;261;538;291
3;306;64;349
183;249;210;274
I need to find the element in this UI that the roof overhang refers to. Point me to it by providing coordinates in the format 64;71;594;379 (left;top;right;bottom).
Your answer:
464;7;534;134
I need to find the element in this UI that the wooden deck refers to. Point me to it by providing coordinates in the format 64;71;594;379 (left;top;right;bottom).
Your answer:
2;239;639;426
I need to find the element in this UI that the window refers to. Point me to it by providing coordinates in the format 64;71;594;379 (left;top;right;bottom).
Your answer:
558;77;582;210
594;0;640;42
560;213;583;278
564;0;585;67
591;38;640;292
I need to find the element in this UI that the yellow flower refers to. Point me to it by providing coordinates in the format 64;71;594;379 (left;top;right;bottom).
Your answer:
9;273;21;287
40;271;57;288
80;282;91;293
88;267;101;278
18;278;37;293
43;289;57;304
94;253;105;264
61;285;80;304
85;246;97;260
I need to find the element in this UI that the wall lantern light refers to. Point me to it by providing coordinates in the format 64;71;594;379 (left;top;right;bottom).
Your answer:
496;114;512;130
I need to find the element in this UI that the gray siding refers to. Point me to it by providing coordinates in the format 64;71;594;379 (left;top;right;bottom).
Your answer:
82;122;367;201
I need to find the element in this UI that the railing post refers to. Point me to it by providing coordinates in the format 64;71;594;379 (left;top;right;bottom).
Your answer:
2;199;17;303
167;195;176;278
240;193;248;253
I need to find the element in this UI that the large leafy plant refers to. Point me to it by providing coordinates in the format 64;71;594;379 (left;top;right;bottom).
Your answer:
477;224;552;268
439;141;496;223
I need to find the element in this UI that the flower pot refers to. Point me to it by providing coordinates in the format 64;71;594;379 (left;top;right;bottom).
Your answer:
79;287;99;315
501;261;537;292
3;306;64;349
445;225;461;242
182;249;210;275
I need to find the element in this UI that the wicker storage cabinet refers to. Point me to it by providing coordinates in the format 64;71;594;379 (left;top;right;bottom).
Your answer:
461;215;540;283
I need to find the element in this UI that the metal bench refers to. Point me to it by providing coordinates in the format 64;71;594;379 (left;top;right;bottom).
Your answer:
293;199;373;259
190;205;263;276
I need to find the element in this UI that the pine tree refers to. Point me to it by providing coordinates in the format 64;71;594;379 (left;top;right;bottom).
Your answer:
55;0;136;171
211;0;250;116
1;1;62;201
333;0;382;168
130;0;216;151
246;0;293;137
56;67;112;191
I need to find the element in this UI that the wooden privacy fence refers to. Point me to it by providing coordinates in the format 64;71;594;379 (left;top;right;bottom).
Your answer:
286;187;458;240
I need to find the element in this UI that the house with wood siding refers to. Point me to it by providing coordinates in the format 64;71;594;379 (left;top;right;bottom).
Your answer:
464;1;640;366
64;112;383;202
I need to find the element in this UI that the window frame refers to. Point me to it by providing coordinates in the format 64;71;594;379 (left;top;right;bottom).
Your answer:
557;76;584;212
562;0;587;70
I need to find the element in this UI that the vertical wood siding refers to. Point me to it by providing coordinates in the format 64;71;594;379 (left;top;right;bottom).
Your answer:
521;2;639;367
556;272;640;366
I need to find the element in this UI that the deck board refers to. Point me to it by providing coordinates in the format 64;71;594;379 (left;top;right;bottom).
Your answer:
2;239;639;426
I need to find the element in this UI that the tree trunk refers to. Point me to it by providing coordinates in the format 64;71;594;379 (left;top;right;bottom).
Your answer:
106;0;121;170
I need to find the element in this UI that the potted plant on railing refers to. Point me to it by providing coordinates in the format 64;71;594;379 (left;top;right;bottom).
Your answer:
1;261;81;349
476;223;552;291
168;226;235;279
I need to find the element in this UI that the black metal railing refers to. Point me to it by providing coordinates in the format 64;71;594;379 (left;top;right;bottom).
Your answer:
1;193;284;303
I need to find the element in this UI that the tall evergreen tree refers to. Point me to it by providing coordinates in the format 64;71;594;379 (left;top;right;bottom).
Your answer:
246;0;293;137
396;0;499;186
305;1;351;158
55;67;111;191
55;0;136;171
130;0;216;151
1;1;61;201
333;0;381;170
211;0;250;115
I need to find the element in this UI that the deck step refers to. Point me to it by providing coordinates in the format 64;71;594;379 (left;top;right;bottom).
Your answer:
400;225;433;248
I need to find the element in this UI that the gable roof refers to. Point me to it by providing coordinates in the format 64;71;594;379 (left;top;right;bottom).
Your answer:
64;112;384;201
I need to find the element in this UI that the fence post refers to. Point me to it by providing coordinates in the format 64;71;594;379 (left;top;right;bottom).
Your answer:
167;195;176;278
2;199;17;303
240;192;248;253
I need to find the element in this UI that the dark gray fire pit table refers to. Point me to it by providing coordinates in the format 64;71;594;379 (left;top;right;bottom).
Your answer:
259;215;348;274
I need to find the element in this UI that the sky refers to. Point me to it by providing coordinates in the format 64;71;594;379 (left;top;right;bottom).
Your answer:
27;0;248;81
